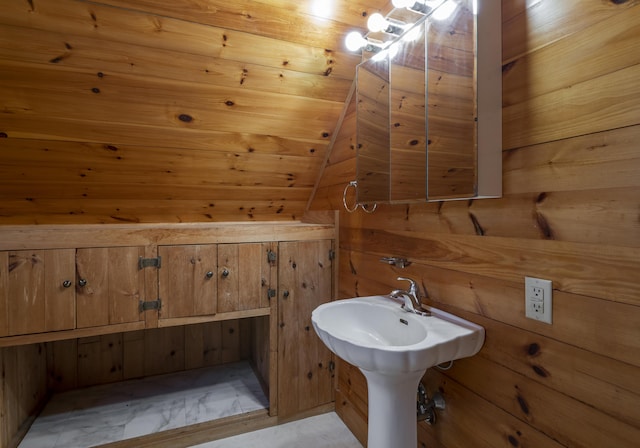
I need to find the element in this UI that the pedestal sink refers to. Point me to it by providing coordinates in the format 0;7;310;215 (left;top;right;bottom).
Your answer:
311;295;484;448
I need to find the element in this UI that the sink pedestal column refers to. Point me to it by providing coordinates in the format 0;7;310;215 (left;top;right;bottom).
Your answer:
361;369;425;448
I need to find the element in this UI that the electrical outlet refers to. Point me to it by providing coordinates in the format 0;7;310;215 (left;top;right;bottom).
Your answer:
525;276;552;324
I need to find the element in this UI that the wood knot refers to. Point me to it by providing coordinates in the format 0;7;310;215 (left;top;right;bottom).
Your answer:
469;212;485;236
502;60;516;74
527;343;540;356
532;365;549;378
516;394;529;415
178;114;193;123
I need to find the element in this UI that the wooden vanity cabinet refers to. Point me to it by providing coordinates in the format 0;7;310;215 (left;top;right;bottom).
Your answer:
0;249;75;336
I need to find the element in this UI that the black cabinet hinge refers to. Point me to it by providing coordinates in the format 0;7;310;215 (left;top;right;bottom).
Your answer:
139;298;162;312
138;256;162;269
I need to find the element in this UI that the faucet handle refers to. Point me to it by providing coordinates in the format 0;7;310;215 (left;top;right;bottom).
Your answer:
397;277;418;296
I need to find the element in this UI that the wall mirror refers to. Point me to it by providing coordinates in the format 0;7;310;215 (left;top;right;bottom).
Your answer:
355;0;501;204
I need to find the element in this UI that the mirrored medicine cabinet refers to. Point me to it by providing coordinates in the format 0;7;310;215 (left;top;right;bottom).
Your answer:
355;0;502;204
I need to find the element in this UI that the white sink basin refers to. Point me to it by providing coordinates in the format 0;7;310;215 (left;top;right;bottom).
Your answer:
312;295;485;375
311;295;485;448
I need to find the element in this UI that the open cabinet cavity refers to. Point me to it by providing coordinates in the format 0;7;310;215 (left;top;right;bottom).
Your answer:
19;318;272;448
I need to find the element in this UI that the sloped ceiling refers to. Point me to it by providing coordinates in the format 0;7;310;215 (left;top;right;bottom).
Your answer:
0;0;390;224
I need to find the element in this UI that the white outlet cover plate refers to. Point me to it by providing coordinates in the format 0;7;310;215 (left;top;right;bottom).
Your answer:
525;276;552;324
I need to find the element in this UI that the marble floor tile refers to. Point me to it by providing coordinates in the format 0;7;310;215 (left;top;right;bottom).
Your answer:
19;361;268;448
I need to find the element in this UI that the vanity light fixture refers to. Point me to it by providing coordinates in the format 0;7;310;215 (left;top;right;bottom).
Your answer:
345;0;457;54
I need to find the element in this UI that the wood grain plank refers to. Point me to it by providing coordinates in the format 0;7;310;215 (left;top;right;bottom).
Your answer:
159;246;196;319
0;199;308;225
504;124;640;194
76;248;110;328
503;63;640;150
238;244;265;311
123;330;145;380
0;25;353;103
277;241;299;417
43;249;76;332
0;253;8;337
95;0;366;52
0;61;344;142
217;244;240;313
143;326;185;376
0;222;336;251
105;247;145;325
7;250;46;336
502;0;639;63
193;245;218;316
503;5;640;106
221;320;240;364
0;114;330;154
77;333;124;387
0;0;360;79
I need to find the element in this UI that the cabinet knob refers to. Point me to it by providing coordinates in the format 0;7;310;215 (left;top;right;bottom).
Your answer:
78;279;87;287
62;280;72;288
205;271;214;279
221;269;230;278
283;290;290;298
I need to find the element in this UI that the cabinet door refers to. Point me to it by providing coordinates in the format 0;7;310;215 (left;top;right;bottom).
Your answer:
217;243;274;313
158;245;217;319
76;247;145;328
277;240;334;417
3;249;75;335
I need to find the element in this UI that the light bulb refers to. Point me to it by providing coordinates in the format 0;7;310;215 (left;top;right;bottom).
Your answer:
367;13;388;33
345;31;367;52
392;0;415;8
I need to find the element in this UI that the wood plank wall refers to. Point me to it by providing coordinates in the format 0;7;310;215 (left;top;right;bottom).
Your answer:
310;1;640;446
0;0;390;224
0;345;47;448
46;320;253;392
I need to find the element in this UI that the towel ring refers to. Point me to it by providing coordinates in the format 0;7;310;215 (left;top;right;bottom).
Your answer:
343;180;377;213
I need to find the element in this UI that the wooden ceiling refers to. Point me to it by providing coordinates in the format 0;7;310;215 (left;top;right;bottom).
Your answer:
0;0;391;224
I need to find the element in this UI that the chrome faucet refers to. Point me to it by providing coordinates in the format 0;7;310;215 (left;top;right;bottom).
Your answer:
389;277;430;316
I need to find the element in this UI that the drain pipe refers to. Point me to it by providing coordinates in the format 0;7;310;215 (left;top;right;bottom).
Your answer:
417;382;446;424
